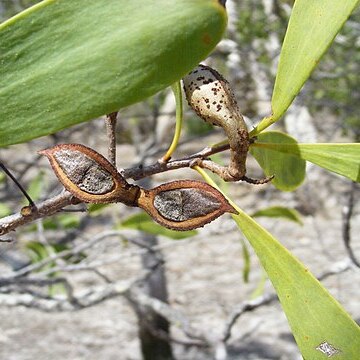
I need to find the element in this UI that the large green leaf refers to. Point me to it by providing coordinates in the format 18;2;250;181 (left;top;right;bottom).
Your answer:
197;168;360;359
118;212;197;240
232;208;360;359
252;0;359;134
253;140;360;183
250;131;306;191
0;0;227;146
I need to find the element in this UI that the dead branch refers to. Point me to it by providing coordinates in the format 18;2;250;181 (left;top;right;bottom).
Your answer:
126;287;209;345
0;271;149;312
5;230;127;278
105;112;118;167
0;191;76;236
222;293;276;343
342;181;360;268
0;161;35;206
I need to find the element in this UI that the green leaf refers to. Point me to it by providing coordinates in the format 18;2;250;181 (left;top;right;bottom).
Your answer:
197;168;360;359
26;213;80;231
240;237;251;283
251;0;359;135
25;171;45;202
250;131;306;191
55;213;80;229
118;212;197;240
253;140;360;183
25;241;50;263
24;240;80;271
251;206;303;225
0;0;227;146
87;203;111;215
232;209;360;359
0;203;11;217
272;0;359;121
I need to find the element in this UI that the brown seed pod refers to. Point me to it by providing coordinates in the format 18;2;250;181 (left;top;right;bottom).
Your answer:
137;180;237;231
39;144;140;205
183;64;250;181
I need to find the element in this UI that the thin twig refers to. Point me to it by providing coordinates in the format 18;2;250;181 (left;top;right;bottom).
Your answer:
0;274;148;311
342;182;360;268
0;238;13;243
0;161;35;207
198;159;273;184
0;191;76;236
127;287;209;344
0;275;79;307
105;112;118;167
121;142;230;180
222;293;276;342
3;230;126;278
137;320;206;347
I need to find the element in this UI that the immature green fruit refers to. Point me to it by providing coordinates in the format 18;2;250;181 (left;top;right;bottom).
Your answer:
0;0;227;146
183;64;249;181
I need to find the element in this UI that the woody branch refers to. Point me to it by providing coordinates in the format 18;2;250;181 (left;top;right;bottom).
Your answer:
0;142;231;237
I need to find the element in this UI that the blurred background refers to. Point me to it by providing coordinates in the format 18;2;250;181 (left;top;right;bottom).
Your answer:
0;1;359;359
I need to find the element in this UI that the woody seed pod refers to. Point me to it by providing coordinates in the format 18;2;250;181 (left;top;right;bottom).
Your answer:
137;180;237;231
39;144;140;205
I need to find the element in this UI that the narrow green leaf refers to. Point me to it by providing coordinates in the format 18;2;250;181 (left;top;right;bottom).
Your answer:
25;213;81;231
253;140;360;183
232;209;360;359
240;237;251;283
197;167;360;359
118;212;197;240
0;0;227;146
56;213;81;229
250;131;306;191
251;206;303;225
25;241;50;263
87;203;111;215
271;0;359;121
